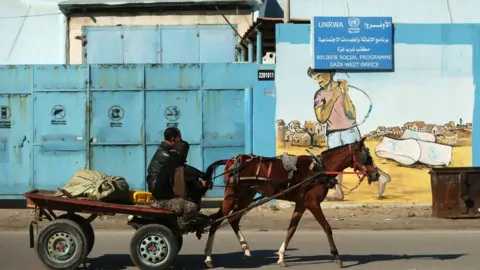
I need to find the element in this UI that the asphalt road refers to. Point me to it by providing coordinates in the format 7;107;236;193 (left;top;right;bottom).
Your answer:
1;229;478;270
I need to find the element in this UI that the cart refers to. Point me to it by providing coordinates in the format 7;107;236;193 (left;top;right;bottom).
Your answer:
25;190;190;270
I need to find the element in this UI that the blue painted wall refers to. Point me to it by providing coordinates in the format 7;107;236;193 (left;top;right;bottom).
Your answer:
0;63;276;199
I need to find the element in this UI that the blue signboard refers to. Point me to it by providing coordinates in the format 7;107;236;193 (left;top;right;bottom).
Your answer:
311;16;393;70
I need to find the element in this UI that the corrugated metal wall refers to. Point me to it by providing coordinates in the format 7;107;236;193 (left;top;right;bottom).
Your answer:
69;11;253;64
83;25;237;64
0;63;277;199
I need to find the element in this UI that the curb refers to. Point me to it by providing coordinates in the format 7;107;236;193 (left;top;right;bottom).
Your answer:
275;201;431;209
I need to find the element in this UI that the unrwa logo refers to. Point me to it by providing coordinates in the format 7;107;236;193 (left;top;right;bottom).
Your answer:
348;17;360;34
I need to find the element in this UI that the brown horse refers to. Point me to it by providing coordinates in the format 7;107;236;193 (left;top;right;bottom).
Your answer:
202;137;379;268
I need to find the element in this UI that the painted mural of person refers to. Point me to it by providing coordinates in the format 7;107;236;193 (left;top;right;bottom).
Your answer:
307;67;390;200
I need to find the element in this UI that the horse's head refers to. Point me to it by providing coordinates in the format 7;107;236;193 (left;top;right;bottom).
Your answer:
320;137;380;184
348;137;380;184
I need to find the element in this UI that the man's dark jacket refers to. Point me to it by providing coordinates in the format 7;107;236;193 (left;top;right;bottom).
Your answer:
146;142;172;192
151;150;185;200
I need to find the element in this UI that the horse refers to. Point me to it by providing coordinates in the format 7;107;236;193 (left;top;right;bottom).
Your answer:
201;137;380;268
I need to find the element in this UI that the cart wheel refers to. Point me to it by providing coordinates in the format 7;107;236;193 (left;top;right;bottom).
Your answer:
176;234;183;254
58;214;95;256
35;219;87;270
130;224;179;269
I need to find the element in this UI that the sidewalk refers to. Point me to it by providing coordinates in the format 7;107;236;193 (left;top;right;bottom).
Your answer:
2;204;479;231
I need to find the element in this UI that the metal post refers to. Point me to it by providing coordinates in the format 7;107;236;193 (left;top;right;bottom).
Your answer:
248;42;254;63
284;0;290;23
241;47;246;62
256;30;262;64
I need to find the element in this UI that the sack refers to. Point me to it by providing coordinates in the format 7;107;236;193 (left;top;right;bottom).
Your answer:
54;169;130;202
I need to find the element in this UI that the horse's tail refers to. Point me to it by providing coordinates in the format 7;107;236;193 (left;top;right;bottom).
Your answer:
204;159;229;183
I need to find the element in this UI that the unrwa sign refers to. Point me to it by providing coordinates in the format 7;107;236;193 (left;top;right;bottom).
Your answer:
310;16;394;70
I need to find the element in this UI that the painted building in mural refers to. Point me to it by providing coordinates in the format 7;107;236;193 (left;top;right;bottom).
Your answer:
273;0;479;203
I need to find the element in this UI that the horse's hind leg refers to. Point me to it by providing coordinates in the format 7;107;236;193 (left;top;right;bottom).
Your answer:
277;202;306;267
306;191;343;267
204;187;236;268
229;188;256;258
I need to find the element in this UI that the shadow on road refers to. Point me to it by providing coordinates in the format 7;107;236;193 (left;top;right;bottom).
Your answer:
81;250;466;269
83;254;135;270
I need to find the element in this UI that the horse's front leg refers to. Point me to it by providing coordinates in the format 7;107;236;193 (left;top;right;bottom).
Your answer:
229;189;256;258
306;193;343;267
204;189;236;268
277;202;306;267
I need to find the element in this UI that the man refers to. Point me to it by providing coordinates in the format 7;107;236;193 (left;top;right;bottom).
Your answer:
185;165;209;209
170;128;209;208
308;68;390;200
146;127;181;193
151;140;201;227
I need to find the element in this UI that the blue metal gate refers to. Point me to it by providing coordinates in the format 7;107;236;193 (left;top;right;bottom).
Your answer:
0;66;33;196
0;63;276;199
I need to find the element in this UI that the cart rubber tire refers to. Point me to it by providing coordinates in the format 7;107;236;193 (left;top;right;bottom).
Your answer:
58;214;95;256
35;219;87;270
176;234;183;254
129;224;179;270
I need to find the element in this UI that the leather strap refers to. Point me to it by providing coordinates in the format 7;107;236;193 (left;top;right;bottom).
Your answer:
255;157;263;179
266;161;273;180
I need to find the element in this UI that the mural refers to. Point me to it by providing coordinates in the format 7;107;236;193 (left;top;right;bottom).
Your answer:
275;43;473;203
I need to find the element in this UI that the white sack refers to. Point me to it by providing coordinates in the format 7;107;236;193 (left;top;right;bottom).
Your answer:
400;129;436;142
417;140;453;166
374;137;421;165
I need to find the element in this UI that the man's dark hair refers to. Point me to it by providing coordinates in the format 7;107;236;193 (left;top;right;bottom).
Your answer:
164;127;180;141
173;140;189;160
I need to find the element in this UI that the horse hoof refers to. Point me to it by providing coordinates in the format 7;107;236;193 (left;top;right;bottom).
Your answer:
278;261;288;267
335;260;343;268
205;260;214;268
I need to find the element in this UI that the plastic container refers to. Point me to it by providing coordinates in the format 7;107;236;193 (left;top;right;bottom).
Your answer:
130;191;153;204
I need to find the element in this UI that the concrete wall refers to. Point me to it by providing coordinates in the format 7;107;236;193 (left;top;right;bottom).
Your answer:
272;0;480;23
0;0;65;64
69;10;253;64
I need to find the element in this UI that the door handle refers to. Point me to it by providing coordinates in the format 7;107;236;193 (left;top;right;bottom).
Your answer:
15;136;27;148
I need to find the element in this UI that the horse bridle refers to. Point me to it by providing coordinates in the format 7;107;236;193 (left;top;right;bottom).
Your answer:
348;144;378;184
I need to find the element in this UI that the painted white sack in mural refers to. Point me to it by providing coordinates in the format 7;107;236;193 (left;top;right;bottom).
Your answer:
375;136;453;166
417;141;452;166
400;129;436;143
375;137;421;166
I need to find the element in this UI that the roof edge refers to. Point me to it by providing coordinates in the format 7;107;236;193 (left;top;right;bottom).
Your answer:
58;0;263;15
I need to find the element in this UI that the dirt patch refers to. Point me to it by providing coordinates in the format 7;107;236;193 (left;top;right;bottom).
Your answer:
2;205;479;232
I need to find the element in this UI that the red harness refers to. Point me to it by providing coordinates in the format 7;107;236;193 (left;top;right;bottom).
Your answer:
225;148;369;186
225;154;274;181
322;145;368;183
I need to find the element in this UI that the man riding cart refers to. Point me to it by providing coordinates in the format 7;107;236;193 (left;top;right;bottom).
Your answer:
146;128;211;231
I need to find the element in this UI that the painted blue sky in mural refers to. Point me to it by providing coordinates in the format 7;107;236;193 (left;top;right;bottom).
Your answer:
276;43;474;136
